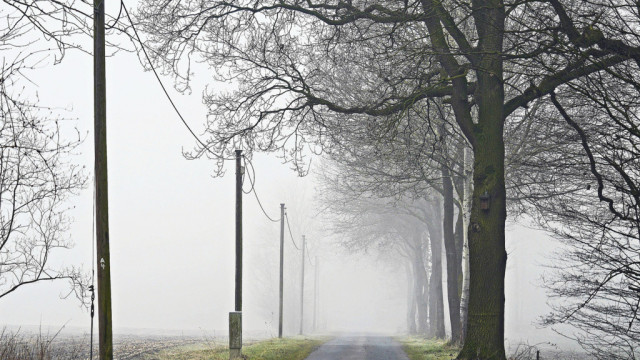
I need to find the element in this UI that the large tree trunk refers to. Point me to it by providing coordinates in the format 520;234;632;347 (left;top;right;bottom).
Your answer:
457;2;506;357
427;265;444;338
418;267;430;334
426;199;445;338
459;147;473;343
442;166;461;342
406;263;417;334
454;146;466;301
455;209;464;296
458;127;507;359
414;233;430;334
414;258;428;334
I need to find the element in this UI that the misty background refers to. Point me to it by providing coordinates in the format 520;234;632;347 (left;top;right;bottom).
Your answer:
0;1;581;355
0;39;566;350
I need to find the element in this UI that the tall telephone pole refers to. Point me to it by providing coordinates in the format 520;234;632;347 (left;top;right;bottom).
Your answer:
278;204;285;338
93;0;113;358
230;150;243;360
235;149;243;312
299;235;306;335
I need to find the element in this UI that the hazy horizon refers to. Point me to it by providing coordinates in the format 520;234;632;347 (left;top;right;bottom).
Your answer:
0;2;586;354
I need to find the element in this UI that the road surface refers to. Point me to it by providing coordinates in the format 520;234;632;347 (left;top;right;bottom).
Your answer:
305;335;410;360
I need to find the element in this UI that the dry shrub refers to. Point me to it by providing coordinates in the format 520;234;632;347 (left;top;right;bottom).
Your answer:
0;327;88;360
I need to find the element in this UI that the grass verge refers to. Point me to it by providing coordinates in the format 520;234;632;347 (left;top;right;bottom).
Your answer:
398;336;460;360
146;336;328;360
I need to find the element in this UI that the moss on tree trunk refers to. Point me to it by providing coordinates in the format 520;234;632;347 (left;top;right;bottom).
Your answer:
457;10;507;355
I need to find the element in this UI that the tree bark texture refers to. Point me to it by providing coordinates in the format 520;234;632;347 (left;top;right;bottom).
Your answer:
442;166;461;342
460;147;473;343
457;1;506;356
426;201;445;338
458;129;507;359
455;206;464;296
454;145;466;301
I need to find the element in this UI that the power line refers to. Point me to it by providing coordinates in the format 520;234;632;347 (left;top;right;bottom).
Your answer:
123;1;294;237
285;213;300;250
241;156;255;195
122;1;290;228
305;240;315;266
243;156;281;223
106;1;124;30
121;1;224;160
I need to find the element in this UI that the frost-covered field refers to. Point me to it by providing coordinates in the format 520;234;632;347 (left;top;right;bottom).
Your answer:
506;342;593;360
0;326;277;360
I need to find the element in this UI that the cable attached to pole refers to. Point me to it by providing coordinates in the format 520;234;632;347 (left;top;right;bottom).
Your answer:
89;175;96;359
305;241;315;266
285;213;300;250
122;1;296;244
89;284;95;359
243;156;281;223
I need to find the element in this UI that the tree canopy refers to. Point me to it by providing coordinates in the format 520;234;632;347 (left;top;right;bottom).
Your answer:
136;1;640;358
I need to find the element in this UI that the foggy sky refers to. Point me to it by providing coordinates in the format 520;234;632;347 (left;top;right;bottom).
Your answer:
0;2;573;350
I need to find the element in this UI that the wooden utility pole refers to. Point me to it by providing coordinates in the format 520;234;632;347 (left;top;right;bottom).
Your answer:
93;0;113;358
299;235;306;335
313;256;318;332
278;204;285;338
230;149;243;360
235;149;243;312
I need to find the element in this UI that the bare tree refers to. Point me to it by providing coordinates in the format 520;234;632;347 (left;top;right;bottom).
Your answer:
0;74;86;300
308;94;469;341
0;1;88;302
316;172;435;335
135;0;640;357
507;85;640;358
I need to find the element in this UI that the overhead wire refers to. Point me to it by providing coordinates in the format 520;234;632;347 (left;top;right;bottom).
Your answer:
106;1;124;30
93;6;318;352
305;240;315;266
285;213;301;250
243;156;281;223
120;1;306;247
120;1;224;160
241;156;255;195
121;0;289;228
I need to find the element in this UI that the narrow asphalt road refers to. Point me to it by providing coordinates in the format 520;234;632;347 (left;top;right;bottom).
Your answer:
304;335;410;360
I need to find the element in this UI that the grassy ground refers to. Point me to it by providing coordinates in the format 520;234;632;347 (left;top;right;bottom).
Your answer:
142;336;328;360
398;336;460;360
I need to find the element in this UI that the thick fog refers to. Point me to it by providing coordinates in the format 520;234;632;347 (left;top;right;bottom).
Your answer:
0;8;579;354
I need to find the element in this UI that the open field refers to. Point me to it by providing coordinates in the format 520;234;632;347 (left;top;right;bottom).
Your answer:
0;329;327;360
